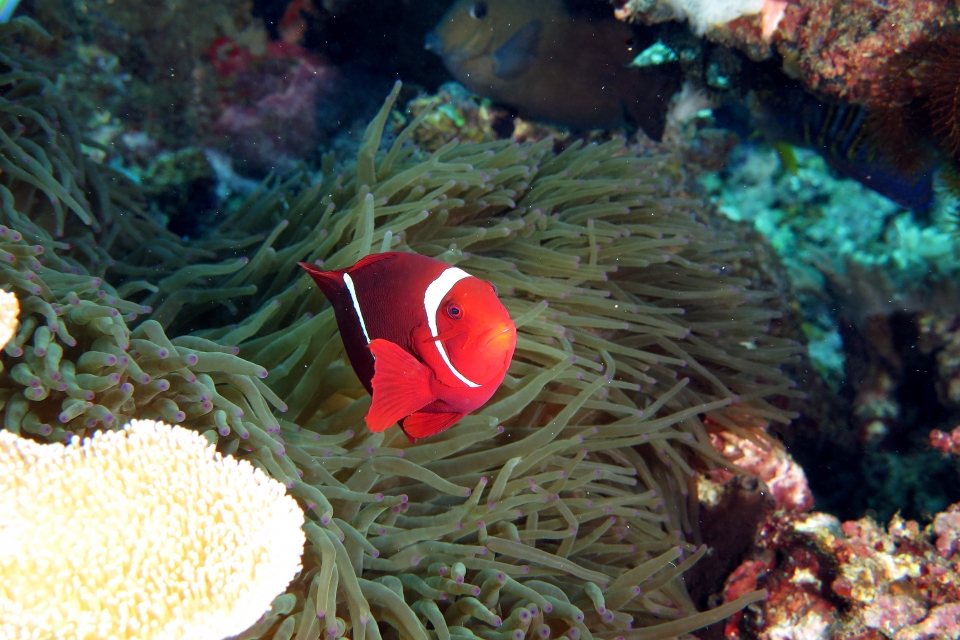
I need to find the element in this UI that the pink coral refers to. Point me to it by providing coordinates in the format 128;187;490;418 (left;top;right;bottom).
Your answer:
896;604;960;640
862;595;927;637
709;429;814;512
202;36;339;174
933;504;960;558
210;57;337;173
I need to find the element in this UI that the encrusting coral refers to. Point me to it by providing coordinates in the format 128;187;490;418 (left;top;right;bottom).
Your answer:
0;16;803;640
0;419;305;640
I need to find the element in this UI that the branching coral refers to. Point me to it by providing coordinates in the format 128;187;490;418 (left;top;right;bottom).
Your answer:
0;18;801;638
0;419;305;640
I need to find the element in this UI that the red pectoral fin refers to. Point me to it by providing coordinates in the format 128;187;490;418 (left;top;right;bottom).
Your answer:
366;339;436;433
402;411;466;440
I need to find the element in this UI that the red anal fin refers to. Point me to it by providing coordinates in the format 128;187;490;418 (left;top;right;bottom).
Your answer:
402;411;466;441
366;338;435;433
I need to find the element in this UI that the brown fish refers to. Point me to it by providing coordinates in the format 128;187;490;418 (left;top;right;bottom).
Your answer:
425;0;678;139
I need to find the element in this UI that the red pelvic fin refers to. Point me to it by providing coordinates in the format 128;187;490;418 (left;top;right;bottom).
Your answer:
366;338;435;432
298;261;345;301
402;411;466;440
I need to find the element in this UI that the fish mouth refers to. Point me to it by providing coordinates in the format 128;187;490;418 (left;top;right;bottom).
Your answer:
478;322;515;351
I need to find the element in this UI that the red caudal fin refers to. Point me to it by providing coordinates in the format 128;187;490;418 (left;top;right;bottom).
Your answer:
297;262;345;301
366;338;435;432
402;411;466;440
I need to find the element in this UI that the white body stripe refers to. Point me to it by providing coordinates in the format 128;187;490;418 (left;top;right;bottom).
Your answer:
423;267;481;388
343;273;372;344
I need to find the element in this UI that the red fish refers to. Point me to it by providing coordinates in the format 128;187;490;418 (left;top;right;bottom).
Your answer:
299;252;517;441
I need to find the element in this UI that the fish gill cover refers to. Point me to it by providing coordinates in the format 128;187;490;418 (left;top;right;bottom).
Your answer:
0;17;801;640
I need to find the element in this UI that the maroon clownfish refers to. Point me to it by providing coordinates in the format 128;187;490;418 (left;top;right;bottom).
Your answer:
298;252;517;442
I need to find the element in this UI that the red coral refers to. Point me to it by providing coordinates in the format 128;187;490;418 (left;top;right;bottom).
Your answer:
205;36;256;79
929;426;960;457
721;552;776;639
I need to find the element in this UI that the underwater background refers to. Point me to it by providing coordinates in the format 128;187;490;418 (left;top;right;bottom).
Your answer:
2;0;960;638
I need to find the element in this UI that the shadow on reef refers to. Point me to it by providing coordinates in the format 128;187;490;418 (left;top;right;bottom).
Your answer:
255;0;451;90
784;309;960;524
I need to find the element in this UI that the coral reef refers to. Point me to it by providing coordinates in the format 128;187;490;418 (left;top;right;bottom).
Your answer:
772;0;950;105
721;505;960;639
616;0;960;182
402;83;501;152
613;0;953;106
706;428;813;514
8;5;959;639
700;138;960;520
0;419;305;639
0;14;808;632
43;0;256;148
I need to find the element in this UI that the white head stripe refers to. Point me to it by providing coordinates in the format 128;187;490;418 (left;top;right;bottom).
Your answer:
423;267;481;388
343;273;371;344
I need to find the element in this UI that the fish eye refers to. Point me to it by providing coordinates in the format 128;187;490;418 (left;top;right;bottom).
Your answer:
469;2;488;19
446;302;464;320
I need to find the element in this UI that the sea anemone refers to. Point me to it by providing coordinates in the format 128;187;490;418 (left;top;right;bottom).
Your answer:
0;15;800;638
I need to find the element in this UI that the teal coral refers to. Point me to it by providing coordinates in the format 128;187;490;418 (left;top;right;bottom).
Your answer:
703;144;960;385
0;17;802;638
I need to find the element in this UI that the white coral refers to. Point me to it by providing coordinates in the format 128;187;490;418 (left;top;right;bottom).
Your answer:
0;419;305;640
663;0;766;35
0;288;18;351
